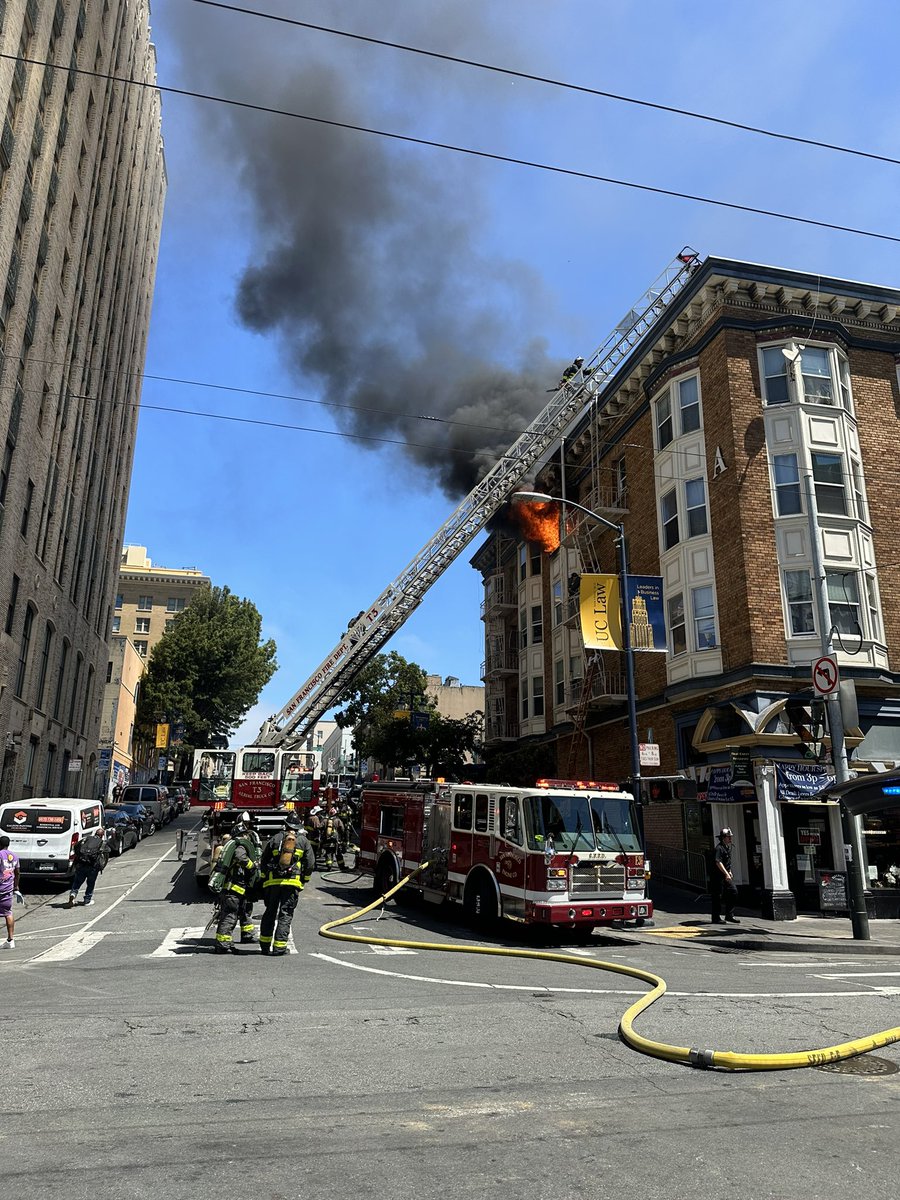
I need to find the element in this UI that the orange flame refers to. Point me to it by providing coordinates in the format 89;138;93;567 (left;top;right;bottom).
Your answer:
511;500;561;553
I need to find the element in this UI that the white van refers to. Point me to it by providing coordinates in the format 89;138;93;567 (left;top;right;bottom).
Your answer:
0;798;105;880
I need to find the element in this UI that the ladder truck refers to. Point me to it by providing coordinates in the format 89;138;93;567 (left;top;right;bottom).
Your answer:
190;249;701;873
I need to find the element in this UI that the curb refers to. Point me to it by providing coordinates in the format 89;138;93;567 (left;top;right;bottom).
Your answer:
633;929;900;956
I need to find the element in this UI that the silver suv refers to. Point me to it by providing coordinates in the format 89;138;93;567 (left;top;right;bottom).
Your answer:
118;785;172;826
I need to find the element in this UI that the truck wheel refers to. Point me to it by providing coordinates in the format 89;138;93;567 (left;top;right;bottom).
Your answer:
374;856;398;900
464;874;498;931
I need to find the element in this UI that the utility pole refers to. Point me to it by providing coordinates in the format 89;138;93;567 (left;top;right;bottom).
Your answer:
804;475;869;940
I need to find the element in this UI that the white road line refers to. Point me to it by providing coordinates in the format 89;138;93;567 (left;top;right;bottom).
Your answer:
811;971;900;979
310;953;900;999
148;926;210;957
29;931;112;963
369;945;418;956
738;961;860;969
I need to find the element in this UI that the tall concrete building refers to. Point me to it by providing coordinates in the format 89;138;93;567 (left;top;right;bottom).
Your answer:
0;2;165;803
473;257;900;920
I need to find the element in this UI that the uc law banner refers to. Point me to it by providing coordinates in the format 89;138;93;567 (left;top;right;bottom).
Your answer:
579;574;666;652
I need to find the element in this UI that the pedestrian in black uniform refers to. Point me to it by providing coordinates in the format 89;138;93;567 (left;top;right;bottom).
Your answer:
710;827;740;924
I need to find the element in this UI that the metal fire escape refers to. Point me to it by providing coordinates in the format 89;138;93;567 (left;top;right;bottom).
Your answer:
256;248;702;748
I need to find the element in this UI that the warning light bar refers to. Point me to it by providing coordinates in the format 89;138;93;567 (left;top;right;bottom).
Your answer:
535;779;621;791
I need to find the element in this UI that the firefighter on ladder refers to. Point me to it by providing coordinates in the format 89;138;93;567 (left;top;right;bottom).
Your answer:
209;813;261;955
258;813;315;956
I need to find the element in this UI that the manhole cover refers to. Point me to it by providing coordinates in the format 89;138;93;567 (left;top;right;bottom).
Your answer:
812;1055;899;1077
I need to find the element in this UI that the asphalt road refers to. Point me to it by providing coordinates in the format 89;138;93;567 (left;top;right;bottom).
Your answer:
3;813;899;1200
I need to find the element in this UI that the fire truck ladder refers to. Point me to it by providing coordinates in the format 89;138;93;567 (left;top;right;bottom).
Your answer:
256;248;702;748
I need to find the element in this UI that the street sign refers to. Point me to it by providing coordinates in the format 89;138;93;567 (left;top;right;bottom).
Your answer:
98;748;112;769
812;655;839;697
729;747;754;788
69;758;82;772
639;743;660;767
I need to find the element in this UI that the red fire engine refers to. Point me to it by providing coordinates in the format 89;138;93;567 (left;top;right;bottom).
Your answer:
358;778;652;932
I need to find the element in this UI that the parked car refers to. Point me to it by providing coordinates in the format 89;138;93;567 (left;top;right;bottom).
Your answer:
109;801;156;838
119;785;171;827
0;799;105;881
104;809;140;856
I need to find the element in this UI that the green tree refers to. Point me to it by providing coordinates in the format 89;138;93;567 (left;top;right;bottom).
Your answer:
334;651;432;762
137;585;277;749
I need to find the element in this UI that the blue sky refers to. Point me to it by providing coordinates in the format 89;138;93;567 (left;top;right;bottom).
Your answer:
128;0;900;747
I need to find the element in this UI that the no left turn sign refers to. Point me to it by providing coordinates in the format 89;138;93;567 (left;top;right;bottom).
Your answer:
813;654;839;697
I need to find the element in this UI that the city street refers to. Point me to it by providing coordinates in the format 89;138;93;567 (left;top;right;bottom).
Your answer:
3;814;899;1200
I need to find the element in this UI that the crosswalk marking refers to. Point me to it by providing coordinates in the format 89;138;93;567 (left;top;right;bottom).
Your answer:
148;926;210;957
29;931;112;963
369;945;418;956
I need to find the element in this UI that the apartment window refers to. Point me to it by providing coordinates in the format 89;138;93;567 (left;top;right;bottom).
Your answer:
555;658;565;706
656;389;674;449
661;488;679;550
114;593;122;609
23;736;39;796
532;676;545;718
81;665;94;734
827;571;860;636
105;660;112;683
762;343;852;411
519;545;527;583
798;347;835;405
761;347;791;405
166;596;186;612
53;639;69;719
15;603;35;697
677;376;701;434
111;615;120;633
552;579;562;627
685;478;708;537
135;617;150;634
20;477;33;536
812;452;847;516
165;619;175;631
137;595;153;611
134;640;148;657
692;586;717;650
520;677;528;721
519;608;527;650
851;460;868;522
35;621;54;710
866;576;882;642
668;593;686;656
614;457;627;506
0;437;12;506
530;548;541;576
569;655;583;696
784;570;815;636
773;453;803;516
5;572;19;635
531;604;543;645
43;743;57;794
68;652;82;727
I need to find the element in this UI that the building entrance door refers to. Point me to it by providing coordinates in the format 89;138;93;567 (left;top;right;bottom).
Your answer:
741;803;765;896
781;804;835;911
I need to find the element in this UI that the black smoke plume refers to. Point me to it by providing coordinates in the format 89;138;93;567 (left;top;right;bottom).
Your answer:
165;1;561;497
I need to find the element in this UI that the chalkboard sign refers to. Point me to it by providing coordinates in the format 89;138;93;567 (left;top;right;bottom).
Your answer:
817;869;849;912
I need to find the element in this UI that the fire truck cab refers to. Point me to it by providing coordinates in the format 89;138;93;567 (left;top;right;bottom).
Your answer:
358;778;652;931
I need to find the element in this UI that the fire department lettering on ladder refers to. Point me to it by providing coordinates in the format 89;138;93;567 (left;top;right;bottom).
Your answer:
580;574;623;651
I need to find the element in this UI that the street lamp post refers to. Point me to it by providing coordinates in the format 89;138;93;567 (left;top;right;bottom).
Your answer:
512;492;641;797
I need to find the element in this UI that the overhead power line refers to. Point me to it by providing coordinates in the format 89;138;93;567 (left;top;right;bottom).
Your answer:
190;0;900;171
4;50;900;246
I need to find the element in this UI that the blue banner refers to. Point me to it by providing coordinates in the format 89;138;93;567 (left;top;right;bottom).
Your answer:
775;762;835;801
626;575;666;653
703;765;755;804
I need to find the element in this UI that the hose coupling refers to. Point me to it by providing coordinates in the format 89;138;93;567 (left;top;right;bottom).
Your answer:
688;1048;715;1069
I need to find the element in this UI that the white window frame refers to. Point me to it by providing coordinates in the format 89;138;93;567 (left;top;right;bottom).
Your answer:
760;341;854;413
691;585;717;650
137;595;153;611
811;451;848;517
826;571;861;637
668;593;686;656
783;569;816;637
684;477;708;538
677;374;701;435
655;388;673;450
661;488;679;550
134;617;150;634
532;676;544;718
772;452;803;517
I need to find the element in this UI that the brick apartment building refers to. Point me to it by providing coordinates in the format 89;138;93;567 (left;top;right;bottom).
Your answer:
0;2;164;805
472;255;900;919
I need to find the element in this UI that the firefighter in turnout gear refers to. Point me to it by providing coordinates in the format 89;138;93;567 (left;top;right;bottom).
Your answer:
209;814;261;955
307;805;346;870
259;813;314;956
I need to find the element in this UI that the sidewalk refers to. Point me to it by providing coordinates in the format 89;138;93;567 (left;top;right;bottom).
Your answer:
634;880;900;955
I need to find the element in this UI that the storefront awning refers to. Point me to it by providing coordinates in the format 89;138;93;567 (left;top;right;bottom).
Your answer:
819;768;900;816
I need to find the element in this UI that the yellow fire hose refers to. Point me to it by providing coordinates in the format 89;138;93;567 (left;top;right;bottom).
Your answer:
319;863;900;1072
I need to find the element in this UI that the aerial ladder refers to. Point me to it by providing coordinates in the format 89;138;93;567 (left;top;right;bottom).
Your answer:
256;248;702;748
